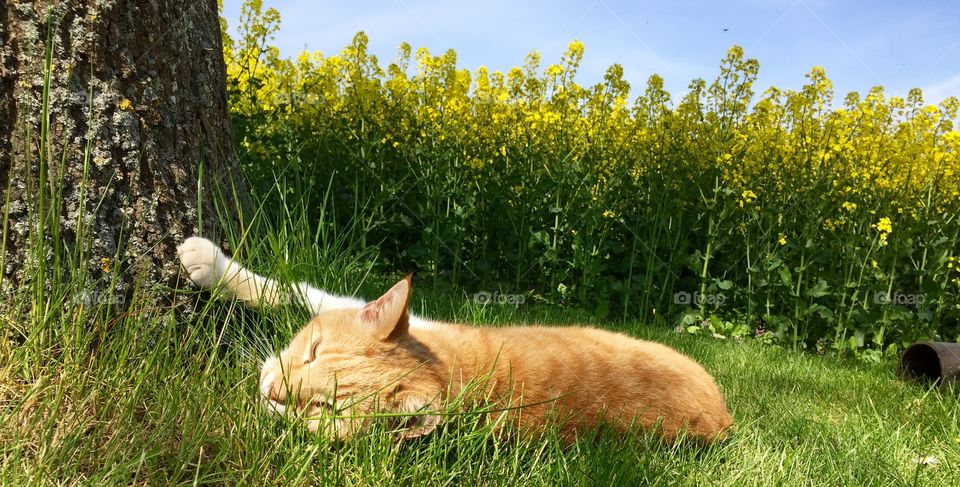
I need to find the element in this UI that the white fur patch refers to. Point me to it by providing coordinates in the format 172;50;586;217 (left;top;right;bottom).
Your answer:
409;316;434;330
296;282;367;315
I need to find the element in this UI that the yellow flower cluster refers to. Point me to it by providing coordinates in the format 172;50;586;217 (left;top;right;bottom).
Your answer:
225;15;960;216
221;1;960;348
873;217;893;246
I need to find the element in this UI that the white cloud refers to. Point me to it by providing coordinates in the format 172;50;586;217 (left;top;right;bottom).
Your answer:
922;74;960;104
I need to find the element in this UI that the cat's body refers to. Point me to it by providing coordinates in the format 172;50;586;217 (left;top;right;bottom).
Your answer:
387;322;733;441
178;237;733;443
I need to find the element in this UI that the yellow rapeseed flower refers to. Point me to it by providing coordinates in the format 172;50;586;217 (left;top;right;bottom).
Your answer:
873;217;893;246
875;217;893;234
778;233;787;246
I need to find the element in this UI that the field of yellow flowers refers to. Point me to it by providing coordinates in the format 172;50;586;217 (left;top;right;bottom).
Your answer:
222;1;959;358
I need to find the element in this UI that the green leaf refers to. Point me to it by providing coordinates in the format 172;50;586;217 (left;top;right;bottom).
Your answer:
853;329;866;348
708;315;724;333
778;267;793;288
806;278;830;298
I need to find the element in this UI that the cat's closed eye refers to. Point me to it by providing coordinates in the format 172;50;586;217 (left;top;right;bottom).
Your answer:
312;396;338;414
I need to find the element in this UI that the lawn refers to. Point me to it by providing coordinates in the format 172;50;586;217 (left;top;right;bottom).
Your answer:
2;270;957;486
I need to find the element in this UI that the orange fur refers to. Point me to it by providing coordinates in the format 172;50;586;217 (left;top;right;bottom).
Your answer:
259;276;734;443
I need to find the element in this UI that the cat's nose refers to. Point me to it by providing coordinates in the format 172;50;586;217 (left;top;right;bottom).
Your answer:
260;372;286;405
260;357;283;403
260;371;279;400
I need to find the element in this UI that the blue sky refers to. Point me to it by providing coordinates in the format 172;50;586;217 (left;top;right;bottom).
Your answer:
221;0;960;105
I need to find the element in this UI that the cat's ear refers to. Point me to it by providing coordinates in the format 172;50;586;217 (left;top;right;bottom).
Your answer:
357;275;412;340
394;392;441;440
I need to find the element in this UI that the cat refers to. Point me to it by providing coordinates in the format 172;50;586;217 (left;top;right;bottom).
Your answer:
177;236;733;443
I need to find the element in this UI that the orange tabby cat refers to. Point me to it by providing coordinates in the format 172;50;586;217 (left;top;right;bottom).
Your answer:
178;237;733;443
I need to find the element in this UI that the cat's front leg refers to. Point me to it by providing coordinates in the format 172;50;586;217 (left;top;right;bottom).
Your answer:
177;236;282;307
176;237;425;322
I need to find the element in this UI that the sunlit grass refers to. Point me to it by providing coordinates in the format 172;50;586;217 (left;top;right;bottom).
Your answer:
2;157;957;483
2;251;958;484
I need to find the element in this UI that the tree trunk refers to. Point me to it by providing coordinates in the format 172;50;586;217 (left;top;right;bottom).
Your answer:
0;0;244;299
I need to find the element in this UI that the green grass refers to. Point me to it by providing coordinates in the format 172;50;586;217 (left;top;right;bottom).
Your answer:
2;263;958;485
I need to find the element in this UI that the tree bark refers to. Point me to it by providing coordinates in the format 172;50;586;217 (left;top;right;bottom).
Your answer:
0;0;244;299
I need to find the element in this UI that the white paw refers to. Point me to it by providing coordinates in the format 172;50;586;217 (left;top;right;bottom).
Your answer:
177;236;227;289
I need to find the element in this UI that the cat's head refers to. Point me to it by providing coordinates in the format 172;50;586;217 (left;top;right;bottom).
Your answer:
258;276;443;440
